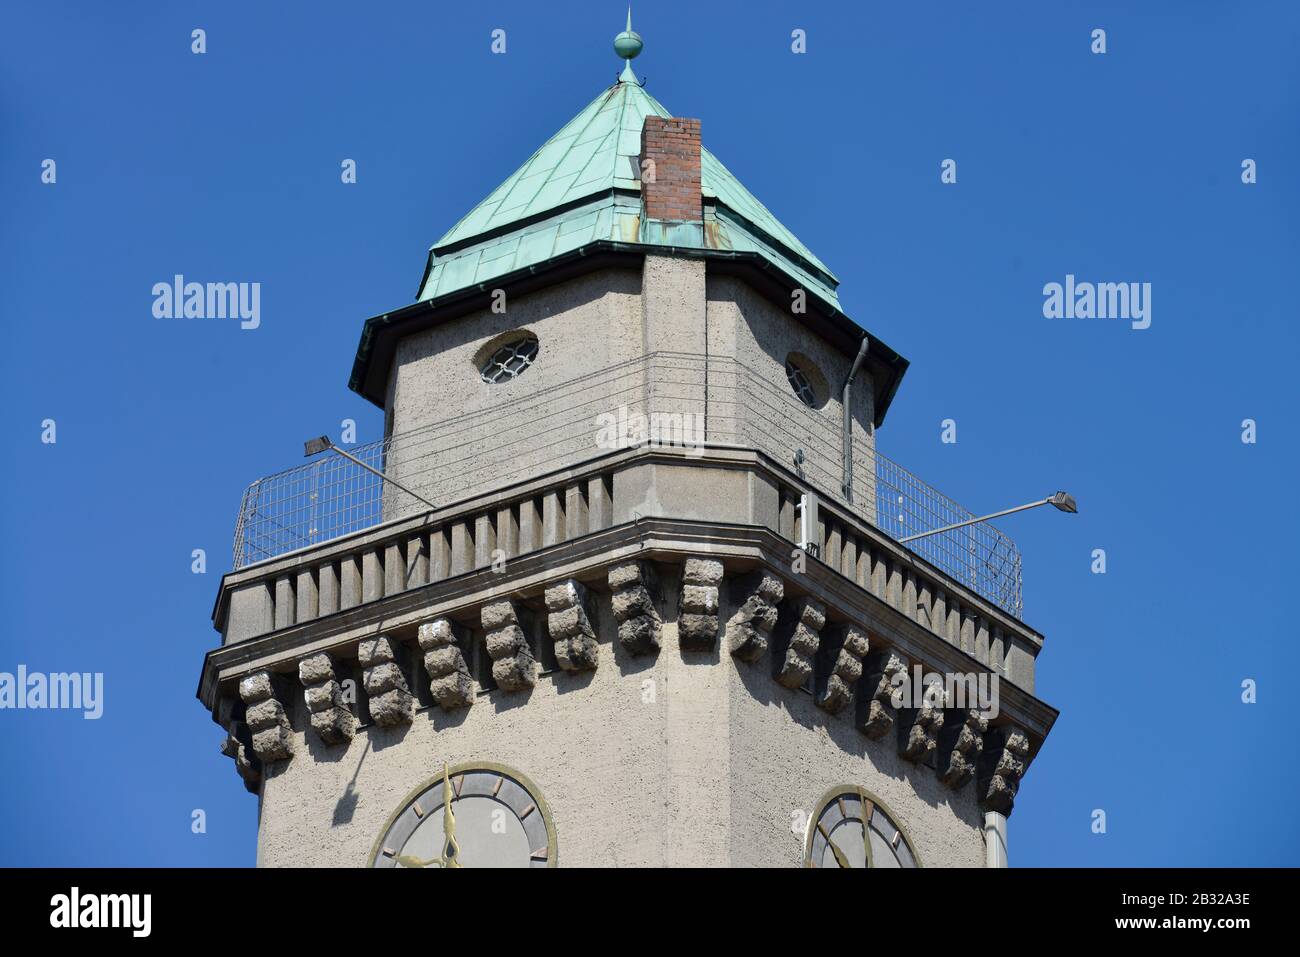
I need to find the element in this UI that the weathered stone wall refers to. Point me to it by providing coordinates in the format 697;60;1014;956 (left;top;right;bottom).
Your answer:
381;257;876;525
254;572;985;868
383;268;644;515
388;268;645;430
706;274;877;521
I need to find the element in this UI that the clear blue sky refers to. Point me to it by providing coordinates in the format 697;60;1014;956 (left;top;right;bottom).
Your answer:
1;1;1296;867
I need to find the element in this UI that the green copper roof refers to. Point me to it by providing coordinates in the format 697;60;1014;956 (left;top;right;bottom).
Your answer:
354;19;909;429
418;76;842;309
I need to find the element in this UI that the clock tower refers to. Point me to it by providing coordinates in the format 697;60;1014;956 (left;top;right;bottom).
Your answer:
199;15;1057;867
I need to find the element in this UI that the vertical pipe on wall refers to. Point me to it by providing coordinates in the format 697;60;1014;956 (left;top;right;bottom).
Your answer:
984;811;1009;867
841;334;871;503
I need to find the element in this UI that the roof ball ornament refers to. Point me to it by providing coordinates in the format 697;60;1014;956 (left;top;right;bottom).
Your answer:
614;7;644;84
614;7;643;60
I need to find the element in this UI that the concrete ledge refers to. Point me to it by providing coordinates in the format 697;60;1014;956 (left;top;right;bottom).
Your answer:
197;516;1059;746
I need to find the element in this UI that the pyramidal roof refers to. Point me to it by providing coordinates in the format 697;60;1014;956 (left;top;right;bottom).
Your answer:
432;78;833;276
417;55;841;309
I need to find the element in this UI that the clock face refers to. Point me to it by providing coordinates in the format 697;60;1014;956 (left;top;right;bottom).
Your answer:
368;763;556;869
805;786;919;868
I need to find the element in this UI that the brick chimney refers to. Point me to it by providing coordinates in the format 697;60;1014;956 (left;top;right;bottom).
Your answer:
639;116;702;222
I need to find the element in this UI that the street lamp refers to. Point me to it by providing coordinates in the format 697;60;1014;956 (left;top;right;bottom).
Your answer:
899;491;1077;544
303;435;438;512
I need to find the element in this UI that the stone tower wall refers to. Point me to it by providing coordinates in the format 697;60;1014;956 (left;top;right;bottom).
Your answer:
254;566;984;868
382;257;876;524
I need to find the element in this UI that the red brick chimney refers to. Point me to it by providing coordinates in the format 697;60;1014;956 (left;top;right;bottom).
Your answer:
639;116;702;222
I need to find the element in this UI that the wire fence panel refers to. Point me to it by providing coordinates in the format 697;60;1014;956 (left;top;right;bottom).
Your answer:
872;454;1023;617
232;439;389;568
230;353;1022;617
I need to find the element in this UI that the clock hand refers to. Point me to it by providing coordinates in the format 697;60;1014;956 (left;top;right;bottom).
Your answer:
859;786;870;866
439;762;462;869
827;836;851;869
394;853;438;869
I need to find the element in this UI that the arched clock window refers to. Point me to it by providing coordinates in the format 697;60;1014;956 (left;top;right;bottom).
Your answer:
479;334;539;384
805;786;920;868
368;763;556;869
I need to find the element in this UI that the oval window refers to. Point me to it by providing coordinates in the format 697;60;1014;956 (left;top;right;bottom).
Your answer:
479;335;539;384
785;356;819;408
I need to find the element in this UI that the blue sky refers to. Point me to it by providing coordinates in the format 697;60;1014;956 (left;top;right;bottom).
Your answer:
1;1;1296;867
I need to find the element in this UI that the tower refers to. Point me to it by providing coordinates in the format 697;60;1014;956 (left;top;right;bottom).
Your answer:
199;17;1057;868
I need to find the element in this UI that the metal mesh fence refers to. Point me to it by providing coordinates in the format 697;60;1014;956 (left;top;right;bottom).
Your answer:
231;352;1022;617
872;455;1023;617
231;439;389;567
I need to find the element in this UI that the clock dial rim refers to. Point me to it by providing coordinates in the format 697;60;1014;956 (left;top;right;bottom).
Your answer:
365;760;558;868
803;784;923;869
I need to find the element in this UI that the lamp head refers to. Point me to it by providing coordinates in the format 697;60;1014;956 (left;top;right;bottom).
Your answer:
1049;491;1078;514
303;435;334;457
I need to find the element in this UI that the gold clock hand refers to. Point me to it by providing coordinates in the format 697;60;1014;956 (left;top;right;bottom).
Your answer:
859;786;870;866
440;762;462;869
827;836;851;869
394;853;437;869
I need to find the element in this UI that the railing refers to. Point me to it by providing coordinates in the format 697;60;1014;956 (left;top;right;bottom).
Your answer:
872;458;1023;619
231;353;1023;617
232;440;388;569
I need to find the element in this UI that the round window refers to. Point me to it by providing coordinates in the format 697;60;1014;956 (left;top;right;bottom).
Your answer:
479;335;539;384
785;356;819;407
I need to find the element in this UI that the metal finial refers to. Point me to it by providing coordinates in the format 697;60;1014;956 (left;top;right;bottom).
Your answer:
614;5;643;83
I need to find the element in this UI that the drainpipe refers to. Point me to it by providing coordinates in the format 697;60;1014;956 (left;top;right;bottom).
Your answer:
841;334;871;502
984;811;1009;867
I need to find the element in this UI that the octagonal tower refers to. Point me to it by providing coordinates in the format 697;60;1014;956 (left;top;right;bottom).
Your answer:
200;18;1056;868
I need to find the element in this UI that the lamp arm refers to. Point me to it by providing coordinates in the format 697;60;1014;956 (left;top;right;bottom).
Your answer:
898;498;1052;544
326;446;438;513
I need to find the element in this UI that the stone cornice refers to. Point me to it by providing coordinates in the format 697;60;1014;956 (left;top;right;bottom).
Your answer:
197;517;1058;745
